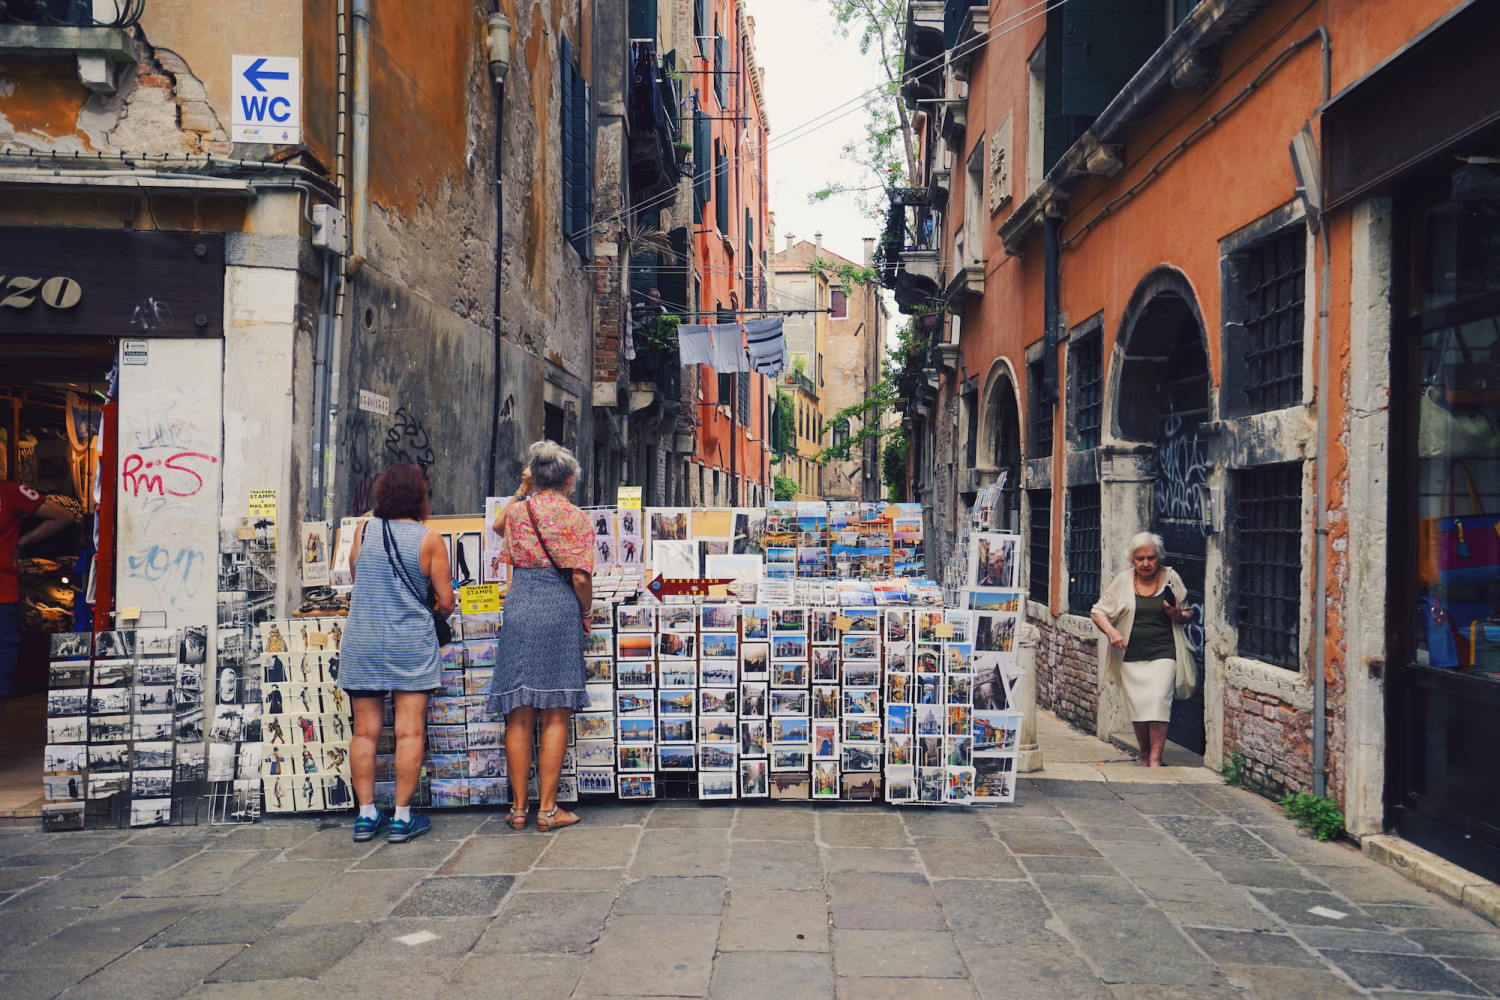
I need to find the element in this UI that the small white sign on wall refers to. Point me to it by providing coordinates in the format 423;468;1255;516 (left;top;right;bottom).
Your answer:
231;56;301;145
358;390;390;416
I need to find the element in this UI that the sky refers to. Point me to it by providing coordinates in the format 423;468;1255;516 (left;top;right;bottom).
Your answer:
747;0;891;269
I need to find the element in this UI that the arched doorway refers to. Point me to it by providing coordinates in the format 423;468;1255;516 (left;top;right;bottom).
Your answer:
983;367;1023;530
1114;270;1210;756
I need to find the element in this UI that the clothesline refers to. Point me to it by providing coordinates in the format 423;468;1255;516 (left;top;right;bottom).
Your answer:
676;317;787;376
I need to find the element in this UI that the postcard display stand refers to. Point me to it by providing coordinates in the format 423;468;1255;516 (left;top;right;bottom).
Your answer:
41;624;212;831
257;618;356;815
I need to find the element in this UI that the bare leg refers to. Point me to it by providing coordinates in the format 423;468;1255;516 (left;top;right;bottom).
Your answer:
537;708;576;821
506;706;537;812
1131;721;1152;767
350;696;385;805
1147;721;1169;766
392;691;429;807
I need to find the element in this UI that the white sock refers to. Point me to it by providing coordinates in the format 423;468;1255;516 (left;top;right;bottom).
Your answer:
358;803;378;820
394;805;411;823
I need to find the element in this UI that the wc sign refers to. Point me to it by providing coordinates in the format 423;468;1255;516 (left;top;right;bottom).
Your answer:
230;55;300;145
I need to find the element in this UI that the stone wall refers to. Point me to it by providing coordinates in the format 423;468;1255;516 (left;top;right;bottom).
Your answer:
1031;612;1101;735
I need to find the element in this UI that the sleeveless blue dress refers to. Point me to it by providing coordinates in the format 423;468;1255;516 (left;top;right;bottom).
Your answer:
338;519;441;692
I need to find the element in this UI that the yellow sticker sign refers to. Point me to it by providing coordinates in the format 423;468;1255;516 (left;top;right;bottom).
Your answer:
460;584;501;615
248;489;277;516
617;486;642;509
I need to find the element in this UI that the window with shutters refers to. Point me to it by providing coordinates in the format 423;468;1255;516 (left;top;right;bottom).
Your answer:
1066;484;1101;613
560;38;593;260
737;369;750;425
1240;231;1306;413
693;104;711;224
694;0;708;58
1028;489;1051;604
830;289;847;319
1070;330;1103;451
714;31;726;107
715;144;729;234
1028;357;1053;457
1236;463;1303;669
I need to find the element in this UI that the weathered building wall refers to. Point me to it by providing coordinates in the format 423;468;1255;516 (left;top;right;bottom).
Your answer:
1031;614;1101;735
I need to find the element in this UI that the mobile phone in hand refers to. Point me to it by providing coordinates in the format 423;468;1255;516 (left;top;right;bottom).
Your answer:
1162;589;1177;607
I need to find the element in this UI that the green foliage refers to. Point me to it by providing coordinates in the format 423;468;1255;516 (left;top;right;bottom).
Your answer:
773;388;796;459
773;475;799;502
811;254;880;297
634;313;681;354
1279;792;1345;842
882;427;910;501
792;354;808;376
1222;750;1247;788
808;0;916;218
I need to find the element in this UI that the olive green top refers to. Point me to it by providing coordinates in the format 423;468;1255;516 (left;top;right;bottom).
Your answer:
1125;590;1177;661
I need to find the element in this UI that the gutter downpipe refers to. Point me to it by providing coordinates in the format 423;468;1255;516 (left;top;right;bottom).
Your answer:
349;0;371;277
487;77;505;494
1306;26;1331;799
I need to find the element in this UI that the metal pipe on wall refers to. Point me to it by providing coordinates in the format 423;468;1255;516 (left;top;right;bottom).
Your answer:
1305;26;1331;800
348;0;371;275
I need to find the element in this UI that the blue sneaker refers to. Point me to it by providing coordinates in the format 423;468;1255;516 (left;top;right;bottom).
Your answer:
353;810;391;842
387;812;431;844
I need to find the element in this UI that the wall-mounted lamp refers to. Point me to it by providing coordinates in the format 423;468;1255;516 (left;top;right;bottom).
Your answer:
487;12;513;84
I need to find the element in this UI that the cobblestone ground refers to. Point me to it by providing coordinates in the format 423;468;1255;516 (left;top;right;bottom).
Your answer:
1;772;1498;1000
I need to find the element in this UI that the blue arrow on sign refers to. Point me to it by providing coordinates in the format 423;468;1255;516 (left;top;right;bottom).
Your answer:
242;57;290;92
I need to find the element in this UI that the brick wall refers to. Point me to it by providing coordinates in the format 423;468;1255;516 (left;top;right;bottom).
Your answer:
1222;685;1315;799
594;257;622;385
1031;615;1100;735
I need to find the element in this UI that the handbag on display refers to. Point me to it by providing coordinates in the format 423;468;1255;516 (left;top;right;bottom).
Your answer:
1469;618;1500;673
1418;387;1500;457
1419;598;1460;668
1417;461;1500;586
381;519;454;646
1439;324;1500;405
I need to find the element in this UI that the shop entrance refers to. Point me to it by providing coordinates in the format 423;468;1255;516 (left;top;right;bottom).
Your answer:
1112;270;1209;756
1;337;115;815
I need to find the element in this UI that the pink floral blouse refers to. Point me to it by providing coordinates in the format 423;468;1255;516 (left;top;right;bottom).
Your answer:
502;493;595;573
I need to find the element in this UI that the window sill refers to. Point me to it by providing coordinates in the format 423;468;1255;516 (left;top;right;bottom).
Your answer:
1225;654;1311;710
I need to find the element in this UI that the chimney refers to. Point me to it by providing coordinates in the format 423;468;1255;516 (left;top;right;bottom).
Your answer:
862;237;875;266
785;232;796;253
814;232;823;255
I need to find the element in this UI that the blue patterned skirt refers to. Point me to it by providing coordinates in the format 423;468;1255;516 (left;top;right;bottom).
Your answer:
487;567;588;716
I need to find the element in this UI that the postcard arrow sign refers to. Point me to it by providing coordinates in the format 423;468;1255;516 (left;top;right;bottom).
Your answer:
242;57;290;92
648;574;736;597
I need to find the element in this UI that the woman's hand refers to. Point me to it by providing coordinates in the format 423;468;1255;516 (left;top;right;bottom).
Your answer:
519;469;534;496
582;615;592;636
1108;631;1129;651
1165;601;1192;624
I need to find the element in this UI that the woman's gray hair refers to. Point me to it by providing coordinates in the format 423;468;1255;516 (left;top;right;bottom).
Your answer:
528;440;580;492
1126;531;1167;562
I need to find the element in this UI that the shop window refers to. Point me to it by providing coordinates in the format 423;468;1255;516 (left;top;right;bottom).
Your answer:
1028;488;1051;605
1070;330;1103;450
1028;356;1053;457
1235;462;1302;669
1237;230;1306;413
1066;483;1100;613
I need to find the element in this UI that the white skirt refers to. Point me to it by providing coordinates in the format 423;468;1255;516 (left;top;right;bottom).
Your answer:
1120;658;1175;722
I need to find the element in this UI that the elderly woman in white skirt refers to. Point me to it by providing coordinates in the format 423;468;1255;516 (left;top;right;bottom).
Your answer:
1089;532;1195;767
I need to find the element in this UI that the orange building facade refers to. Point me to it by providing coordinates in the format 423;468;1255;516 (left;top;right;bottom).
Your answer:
894;0;1500;883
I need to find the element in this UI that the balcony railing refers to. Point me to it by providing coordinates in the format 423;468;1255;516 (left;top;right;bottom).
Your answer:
780;370;816;397
1;0;143;27
628;40;683;199
629;346;681;402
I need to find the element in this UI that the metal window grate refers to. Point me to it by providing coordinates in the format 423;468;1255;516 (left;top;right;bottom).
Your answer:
1067;484;1101;612
1242;232;1305;413
1029;359;1053;457
1236;463;1302;669
1072;332;1103;450
1028;489;1051;605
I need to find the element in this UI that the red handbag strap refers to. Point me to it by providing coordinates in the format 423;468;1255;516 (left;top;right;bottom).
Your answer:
1449;461;1485;516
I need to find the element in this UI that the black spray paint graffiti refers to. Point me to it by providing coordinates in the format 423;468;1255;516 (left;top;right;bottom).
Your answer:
385;407;435;467
1154;401;1211;527
339;405;435;515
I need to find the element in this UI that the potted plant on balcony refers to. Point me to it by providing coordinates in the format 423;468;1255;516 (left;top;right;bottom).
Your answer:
672;140;692;166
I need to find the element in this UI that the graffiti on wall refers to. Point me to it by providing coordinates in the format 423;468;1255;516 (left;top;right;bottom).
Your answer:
1154;400;1211;526
339;404;435;515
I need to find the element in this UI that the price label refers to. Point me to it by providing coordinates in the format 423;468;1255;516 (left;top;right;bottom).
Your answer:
118;606;142;621
934;623;955;639
707;584;729;600
307;631;329;649
237;525;257;540
834;616;854;631
460;584;501;615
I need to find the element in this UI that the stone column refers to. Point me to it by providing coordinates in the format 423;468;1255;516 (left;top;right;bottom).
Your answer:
1016;621;1043;771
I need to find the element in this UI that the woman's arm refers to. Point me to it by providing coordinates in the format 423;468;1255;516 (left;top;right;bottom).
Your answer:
421;530;456;615
347;519;370;584
570;569;593;624
1091;610;1129;650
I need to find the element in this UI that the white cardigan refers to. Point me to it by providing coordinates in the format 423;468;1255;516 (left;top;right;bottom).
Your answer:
1090;567;1196;698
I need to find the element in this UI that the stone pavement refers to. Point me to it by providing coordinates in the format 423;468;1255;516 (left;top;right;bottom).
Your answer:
1;757;1498;998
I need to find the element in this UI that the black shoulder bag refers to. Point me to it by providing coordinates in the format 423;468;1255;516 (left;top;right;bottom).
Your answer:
381;519;454;646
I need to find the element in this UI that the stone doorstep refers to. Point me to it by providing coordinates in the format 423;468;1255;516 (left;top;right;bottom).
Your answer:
1362;834;1500;929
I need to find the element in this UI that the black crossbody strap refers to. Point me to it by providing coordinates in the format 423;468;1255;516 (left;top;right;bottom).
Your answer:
524;499;569;573
381;519;429;606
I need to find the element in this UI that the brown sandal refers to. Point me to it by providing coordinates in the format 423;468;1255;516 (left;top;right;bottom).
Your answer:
506;805;528;830
536;808;579;832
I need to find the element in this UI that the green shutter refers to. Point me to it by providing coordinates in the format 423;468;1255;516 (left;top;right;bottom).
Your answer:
714;34;726;107
628;0;657;40
1044;0;1165;171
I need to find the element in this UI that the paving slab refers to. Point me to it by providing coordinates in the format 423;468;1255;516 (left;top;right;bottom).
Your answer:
1445;957;1500;995
209;823;316;850
1199;855;1329;891
1365;901;1499;931
1150;816;1278;860
1070;825;1173;844
1249;824;1371;867
1156;898;1285;933
437;834;550;875
1246;888;1381;930
318;953;456;1000
994;831;1101;857
900;810;993;840
709;950;835;1000
913;837;1023;880
551;803;654;828
1134;876;1250;904
1105;985;1245;1000
574;914;720;996
720;888;829;952
1303;862;1452;905
182;977;349;1000
831;929;967;979
1183;927;1322;967
646;807;736;829
125;849;273;898
473;890;616;954
1030;874;1148;906
338;915;492;960
630;829;730;878
1056;903;1223;986
731;806;816;841
956;942;1111;1000
351;836;461;870
435;954;587;1000
515;867;629;892
280;867;426;925
1292;925;1427;953
537;827;641;869
1016;855;1120;877
207;920;372;982
0;865;66;891
818;812;910;849
824;847;922;873
147;902;295;946
284;828;379;861
1088;839;1209;876
835;976;979;999
978;815;1075;833
1402;927;1500;959
58;942;243;1000
61;845;203;878
223;858;351;906
727;839;824;890
933;878;1053;946
614;875;726;915
1321;949;1489;994
830;871;946;931
389;874;514;917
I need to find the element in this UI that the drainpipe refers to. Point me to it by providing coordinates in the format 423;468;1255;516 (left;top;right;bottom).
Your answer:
348;0;371;275
1042;212;1062;419
1302;26;1332;799
486;10;512;494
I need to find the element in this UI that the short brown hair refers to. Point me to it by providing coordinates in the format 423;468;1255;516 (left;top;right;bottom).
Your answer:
372;463;430;521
